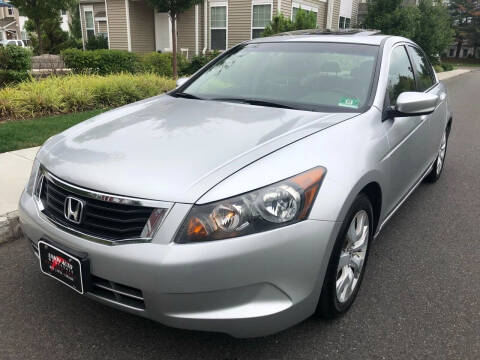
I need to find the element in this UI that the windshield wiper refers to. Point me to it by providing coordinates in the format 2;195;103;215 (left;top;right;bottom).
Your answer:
210;97;299;110
172;92;204;100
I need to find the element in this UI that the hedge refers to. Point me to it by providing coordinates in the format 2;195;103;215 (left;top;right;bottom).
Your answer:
0;45;32;87
61;48;220;77
0;73;176;120
61;49;140;75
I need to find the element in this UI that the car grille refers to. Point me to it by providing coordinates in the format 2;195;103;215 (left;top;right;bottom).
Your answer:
39;175;156;242
90;275;145;310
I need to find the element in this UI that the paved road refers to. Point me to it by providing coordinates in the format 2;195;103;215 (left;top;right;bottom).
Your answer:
1;72;479;360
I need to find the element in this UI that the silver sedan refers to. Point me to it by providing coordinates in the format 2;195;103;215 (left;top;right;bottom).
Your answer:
19;31;451;338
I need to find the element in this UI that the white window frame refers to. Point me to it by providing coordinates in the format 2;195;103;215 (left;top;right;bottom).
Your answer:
291;2;318;22
83;6;96;39
251;0;273;40
209;1;228;51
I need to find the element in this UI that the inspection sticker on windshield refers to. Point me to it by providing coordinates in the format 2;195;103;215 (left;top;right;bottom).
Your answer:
338;97;360;109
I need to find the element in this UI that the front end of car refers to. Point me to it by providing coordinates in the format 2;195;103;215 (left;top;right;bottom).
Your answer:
19;159;340;337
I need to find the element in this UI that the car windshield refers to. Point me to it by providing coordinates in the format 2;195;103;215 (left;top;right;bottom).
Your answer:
179;42;379;112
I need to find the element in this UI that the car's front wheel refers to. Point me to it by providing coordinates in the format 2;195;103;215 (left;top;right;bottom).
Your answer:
317;193;373;317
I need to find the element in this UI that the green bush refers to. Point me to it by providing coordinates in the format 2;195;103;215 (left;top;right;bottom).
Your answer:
0;45;32;71
441;63;454;71
142;52;189;77
263;9;317;37
0;73;176;120
434;65;443;73
61;49;140;75
85;35;109;50
0;70;31;87
185;51;220;74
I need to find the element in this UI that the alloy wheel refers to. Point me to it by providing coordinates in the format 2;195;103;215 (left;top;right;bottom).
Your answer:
436;131;447;176
336;210;369;304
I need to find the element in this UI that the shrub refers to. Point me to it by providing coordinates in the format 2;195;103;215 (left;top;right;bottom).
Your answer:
142;52;189;77
434;65;443;73
0;45;32;71
61;49;140;75
0;73;176;120
263;9;317;37
85;35;109;50
441;63;454;71
185;51;220;74
0;70;31;87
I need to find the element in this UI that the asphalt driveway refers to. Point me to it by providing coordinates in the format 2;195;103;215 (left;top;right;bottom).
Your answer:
1;71;479;360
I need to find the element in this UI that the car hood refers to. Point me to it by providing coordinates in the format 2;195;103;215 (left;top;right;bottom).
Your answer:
38;95;358;203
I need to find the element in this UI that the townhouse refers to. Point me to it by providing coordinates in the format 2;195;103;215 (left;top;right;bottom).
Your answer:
0;0;21;44
79;0;360;56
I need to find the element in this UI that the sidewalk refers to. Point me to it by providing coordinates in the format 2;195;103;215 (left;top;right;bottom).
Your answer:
437;68;472;81
0;147;40;215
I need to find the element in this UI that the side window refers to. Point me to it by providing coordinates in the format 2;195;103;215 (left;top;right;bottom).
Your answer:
408;46;436;91
387;46;416;106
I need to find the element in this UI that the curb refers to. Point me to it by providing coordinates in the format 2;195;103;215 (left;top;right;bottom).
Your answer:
0;211;22;245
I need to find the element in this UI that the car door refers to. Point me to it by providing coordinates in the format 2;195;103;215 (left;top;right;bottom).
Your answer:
407;45;447;163
383;44;433;215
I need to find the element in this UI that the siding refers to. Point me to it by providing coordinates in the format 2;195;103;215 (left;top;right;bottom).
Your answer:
129;0;155;53
281;0;291;17
106;0;128;50
317;1;327;29
177;6;196;57
331;0;341;30
228;0;251;46
351;0;359;26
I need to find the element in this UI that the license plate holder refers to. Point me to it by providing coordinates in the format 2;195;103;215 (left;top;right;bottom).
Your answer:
38;240;89;294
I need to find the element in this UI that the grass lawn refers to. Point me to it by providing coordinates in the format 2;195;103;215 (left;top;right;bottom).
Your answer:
0;109;104;153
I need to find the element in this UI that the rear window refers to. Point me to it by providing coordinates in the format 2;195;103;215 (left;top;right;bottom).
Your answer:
181;42;379;112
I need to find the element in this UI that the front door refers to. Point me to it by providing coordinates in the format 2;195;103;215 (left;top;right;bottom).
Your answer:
154;12;172;52
383;44;433;215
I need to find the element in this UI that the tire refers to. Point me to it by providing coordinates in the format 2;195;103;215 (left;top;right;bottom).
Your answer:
316;193;373;318
425;126;449;183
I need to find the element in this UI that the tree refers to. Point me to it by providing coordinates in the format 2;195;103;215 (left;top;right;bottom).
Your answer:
263;8;318;36
145;0;202;78
11;0;73;54
449;0;480;57
24;15;70;55
69;1;82;40
364;0;453;62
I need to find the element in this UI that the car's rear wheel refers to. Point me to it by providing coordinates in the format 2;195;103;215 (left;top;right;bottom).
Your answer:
317;193;373;317
425;127;449;183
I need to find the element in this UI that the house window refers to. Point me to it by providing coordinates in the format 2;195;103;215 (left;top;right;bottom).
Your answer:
339;16;351;29
449;48;455;57
61;10;67;16
252;3;272;39
84;10;95;39
462;48;468;57
210;5;227;50
7;7;13;16
292;2;317;24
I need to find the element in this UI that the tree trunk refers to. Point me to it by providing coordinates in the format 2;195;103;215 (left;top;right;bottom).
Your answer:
171;13;178;79
35;20;44;55
455;38;463;58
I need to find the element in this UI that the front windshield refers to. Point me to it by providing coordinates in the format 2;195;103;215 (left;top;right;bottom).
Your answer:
180;42;379;112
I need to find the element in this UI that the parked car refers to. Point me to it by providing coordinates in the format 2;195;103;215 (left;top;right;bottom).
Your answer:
1;39;27;47
19;30;451;338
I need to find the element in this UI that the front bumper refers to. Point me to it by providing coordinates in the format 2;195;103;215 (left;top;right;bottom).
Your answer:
19;190;340;338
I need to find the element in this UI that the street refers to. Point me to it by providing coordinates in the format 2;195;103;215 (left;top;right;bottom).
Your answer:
1;71;479;360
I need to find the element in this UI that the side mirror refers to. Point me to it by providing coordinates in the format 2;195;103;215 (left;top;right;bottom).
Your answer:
387;92;439;119
176;77;190;88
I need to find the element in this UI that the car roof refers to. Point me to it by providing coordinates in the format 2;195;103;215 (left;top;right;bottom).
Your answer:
249;29;391;46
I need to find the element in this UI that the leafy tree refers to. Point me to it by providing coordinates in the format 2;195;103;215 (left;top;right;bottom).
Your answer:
364;0;453;62
69;1;82;40
11;0;73;54
449;0;480;57
263;8;318;36
25;15;70;55
145;0;202;78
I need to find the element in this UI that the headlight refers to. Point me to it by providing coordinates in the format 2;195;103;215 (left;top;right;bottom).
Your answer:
25;159;40;195
175;167;326;243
